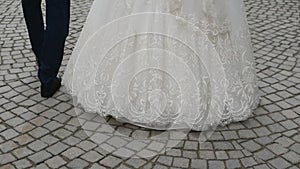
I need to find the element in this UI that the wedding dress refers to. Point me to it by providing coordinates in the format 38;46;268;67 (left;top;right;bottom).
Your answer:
62;0;260;131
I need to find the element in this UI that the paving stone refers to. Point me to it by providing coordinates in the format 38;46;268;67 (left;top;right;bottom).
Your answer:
221;131;239;140
269;157;292;169
97;143;116;155
67;158;89;169
45;156;67;168
63;136;81;146
11;107;28;116
0;140;18;153
280;120;298;129
199;150;215;159
54;102;72;112
238;130;257;139
12;147;33;159
53;113;71;123
77;140;97;151
182;150;197;159
157;156;173;166
254;164;272;169
0;112;15;121
281;109;299;119
0;164;16;169
255;115;274;125
267;143;289;155
199;142;213;150
41;135;59;145
147;141;165;152
20;112;37;121
46;142;69;155
41;98;60;107
0;128;19;140
43;121;63;131
191;159;207;169
225;159;241;169
90;164;107;169
215;151;228;160
152;164;168;169
0;153;16;165
52;128;72;139
183;141;198;150
100;155;123;168
29;127;49;138
227;150;244;159
166;149;182;157
126;140;147;151
113;147;135;158
137;149;157;158
81;150;104;162
267;123;286;133
255;149;276;161
41;109;60;119
275;136;295;147
31;116;49;126
0;0;299;168
213;142;234;150
125;158;148;168
282;151;300;164
13;159;32;169
241;140;262;152
0;124;5;133
208;161;225;169
172;157;190;168
283;130;298;137
241;157;258;168
62;147;84;159
253;127;272;137
207;132;224;141
29;104;48;114
107;136;128;148
28;150;52;164
28;140;48;152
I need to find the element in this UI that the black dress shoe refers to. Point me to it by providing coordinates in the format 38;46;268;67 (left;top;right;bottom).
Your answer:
41;77;62;98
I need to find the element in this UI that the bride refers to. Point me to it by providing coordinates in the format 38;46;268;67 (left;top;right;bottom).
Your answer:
62;0;260;131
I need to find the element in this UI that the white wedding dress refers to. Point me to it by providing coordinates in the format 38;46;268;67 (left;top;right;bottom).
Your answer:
63;0;260;131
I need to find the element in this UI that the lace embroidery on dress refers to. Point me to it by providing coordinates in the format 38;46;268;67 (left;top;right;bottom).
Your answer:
62;0;261;131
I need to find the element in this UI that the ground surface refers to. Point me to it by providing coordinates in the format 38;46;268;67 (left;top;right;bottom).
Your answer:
0;0;299;168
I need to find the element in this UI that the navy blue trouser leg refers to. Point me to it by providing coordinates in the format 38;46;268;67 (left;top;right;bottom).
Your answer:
21;0;44;64
22;0;70;85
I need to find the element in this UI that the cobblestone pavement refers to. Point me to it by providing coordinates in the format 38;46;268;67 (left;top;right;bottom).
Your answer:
0;0;300;168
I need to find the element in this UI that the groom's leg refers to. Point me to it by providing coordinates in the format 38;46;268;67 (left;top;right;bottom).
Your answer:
21;0;44;66
38;0;70;85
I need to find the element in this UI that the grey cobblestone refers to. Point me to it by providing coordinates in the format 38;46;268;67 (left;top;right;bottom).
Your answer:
81;150;104;162
45;156;67;168
12;147;33;159
0;153;16;165
208;161;225;169
99;156;123;168
28;150;52;164
28;140;48;152
0;140;18;153
67;158;89;169
0;128;19;140
269;157;291;169
13;159;32;169
46;142;69;155
62;147;84;159
0;0;299;168
125;158;148;168
172;157;190;168
255;149;276;161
